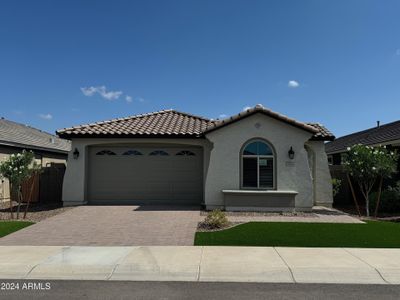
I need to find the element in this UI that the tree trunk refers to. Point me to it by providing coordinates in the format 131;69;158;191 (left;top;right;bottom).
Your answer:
347;173;361;217
16;187;22;219
9;195;14;219
374;176;383;218
365;194;370;217
23;176;35;219
10;182;17;219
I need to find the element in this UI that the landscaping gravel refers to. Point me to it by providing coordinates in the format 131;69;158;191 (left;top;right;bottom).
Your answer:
0;201;72;222
200;210;316;217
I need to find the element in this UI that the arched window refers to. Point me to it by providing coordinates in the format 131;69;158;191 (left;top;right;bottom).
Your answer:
123;150;143;156
96;150;116;155
149;150;169;156
241;140;274;189
176;150;196;156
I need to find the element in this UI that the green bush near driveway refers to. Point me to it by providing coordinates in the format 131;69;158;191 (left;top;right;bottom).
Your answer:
0;221;34;238
201;209;229;229
194;221;400;248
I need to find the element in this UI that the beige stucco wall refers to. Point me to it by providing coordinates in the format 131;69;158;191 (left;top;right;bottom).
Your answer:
305;140;333;207
62;138;211;205
62;114;332;211
204;113;315;210
0;152;11;202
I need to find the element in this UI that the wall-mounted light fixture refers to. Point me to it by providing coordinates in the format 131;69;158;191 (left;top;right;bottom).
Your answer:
288;146;295;160
73;148;80;159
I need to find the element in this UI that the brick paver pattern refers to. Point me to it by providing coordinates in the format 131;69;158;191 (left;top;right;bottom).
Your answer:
0;206;202;246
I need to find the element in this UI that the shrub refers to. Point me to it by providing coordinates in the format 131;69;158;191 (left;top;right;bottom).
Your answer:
370;183;400;213
203;209;229;229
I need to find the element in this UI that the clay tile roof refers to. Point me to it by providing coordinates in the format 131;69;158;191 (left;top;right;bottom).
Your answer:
306;123;335;141
57;110;215;138
56;106;334;141
325;120;400;154
205;104;320;135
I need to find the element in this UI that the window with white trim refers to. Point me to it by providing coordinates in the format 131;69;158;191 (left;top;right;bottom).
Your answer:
242;140;274;189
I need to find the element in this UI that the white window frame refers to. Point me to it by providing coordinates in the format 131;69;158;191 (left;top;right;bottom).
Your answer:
241;139;276;190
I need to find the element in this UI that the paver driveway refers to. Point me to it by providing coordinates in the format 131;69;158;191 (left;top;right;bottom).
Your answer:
0;206;201;246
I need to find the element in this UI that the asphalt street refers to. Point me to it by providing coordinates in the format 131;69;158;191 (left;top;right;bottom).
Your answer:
1;280;400;300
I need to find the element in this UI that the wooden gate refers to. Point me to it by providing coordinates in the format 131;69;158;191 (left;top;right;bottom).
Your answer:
17;163;66;204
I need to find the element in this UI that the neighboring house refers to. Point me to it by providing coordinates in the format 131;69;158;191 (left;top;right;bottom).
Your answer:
325;120;400;205
57;105;334;211
326;120;400;165
0;118;71;202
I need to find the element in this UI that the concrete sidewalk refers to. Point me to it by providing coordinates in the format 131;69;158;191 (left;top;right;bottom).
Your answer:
0;246;399;284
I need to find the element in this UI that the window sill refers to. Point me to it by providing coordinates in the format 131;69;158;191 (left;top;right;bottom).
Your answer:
222;189;298;211
222;190;298;195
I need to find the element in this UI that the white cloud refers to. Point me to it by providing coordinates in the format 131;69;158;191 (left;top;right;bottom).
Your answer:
243;106;252;111
39;113;53;120
81;86;123;100
125;95;133;103
288;80;300;88
137;97;145;103
219;114;227;119
80;86;97;96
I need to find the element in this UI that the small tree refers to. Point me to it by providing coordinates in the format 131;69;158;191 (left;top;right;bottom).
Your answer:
344;144;398;217
0;150;41;219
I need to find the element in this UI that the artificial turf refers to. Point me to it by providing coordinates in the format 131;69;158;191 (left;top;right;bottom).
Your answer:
0;221;34;238
194;221;400;248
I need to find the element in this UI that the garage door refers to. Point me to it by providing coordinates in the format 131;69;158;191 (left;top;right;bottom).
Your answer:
87;146;203;205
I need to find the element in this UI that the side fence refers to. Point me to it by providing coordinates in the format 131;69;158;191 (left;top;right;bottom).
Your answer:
4;163;66;204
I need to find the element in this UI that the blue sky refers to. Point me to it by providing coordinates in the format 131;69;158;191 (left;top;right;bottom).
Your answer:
0;0;399;137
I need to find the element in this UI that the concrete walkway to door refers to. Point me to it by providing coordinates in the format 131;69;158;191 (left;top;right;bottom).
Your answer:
0;206;202;246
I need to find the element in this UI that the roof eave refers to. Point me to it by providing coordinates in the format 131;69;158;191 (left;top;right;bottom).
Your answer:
310;136;336;142
0;140;70;154
56;133;206;139
204;110;318;135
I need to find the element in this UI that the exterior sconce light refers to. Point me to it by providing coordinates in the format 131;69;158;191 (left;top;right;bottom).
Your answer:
73;148;80;159
288;146;295;160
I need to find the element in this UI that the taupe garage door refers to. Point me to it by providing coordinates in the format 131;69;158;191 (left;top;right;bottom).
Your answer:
87;146;203;205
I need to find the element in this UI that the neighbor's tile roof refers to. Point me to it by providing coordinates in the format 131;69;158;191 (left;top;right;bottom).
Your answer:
57;106;334;141
57;110;214;137
0;118;71;153
325;120;400;154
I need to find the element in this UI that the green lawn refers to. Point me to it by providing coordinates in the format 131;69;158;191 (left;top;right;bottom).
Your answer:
0;221;34;238
194;221;400;248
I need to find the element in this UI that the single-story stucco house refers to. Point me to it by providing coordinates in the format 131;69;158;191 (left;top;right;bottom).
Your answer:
57;105;335;211
0;117;71;202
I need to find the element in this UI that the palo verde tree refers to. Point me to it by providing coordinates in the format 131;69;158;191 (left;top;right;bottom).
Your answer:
344;144;398;217
0;150;41;219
